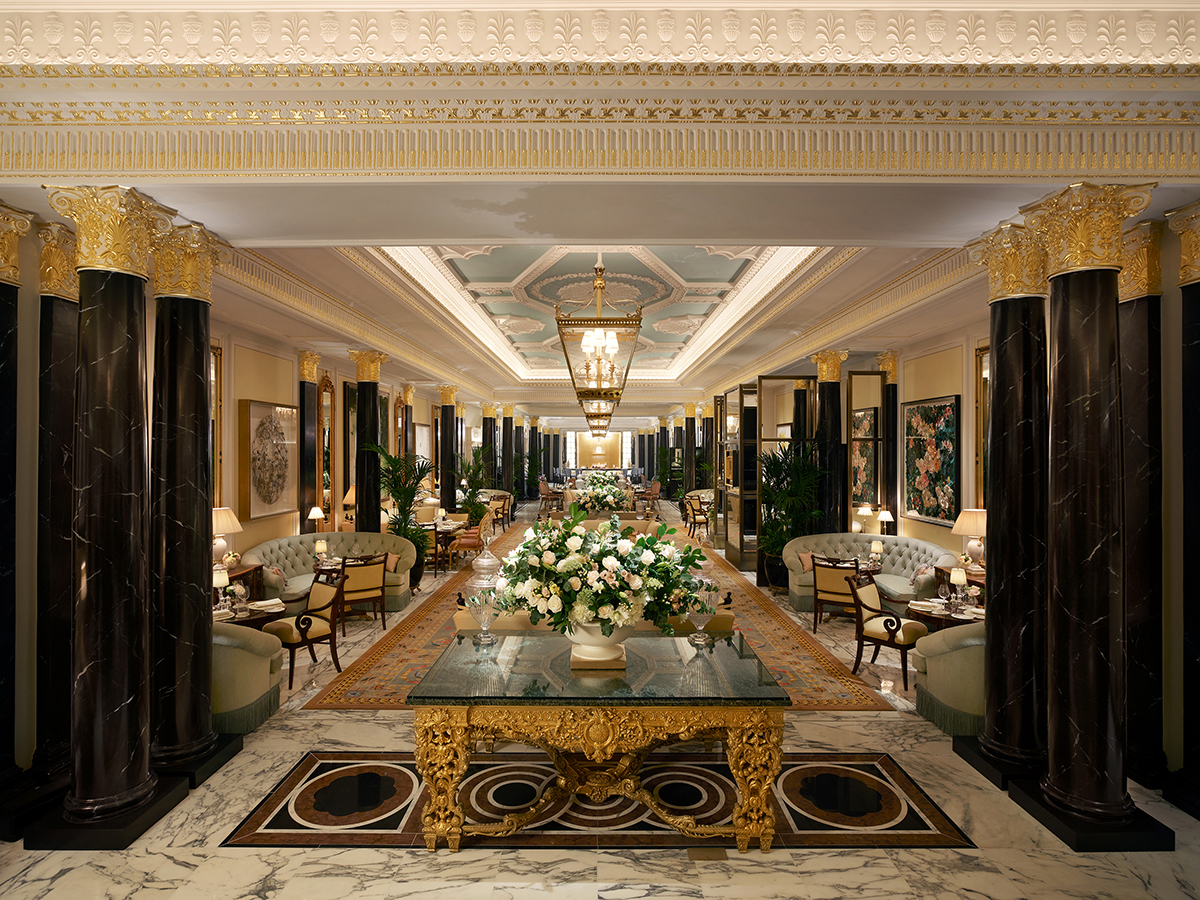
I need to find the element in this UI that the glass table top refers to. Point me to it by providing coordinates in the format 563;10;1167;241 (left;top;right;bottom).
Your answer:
408;631;790;707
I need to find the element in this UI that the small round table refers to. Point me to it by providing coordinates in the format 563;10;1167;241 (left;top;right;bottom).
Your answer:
905;605;981;632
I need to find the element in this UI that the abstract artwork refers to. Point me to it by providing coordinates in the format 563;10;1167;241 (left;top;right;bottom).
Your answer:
240;400;298;520
850;408;878;507
902;396;961;525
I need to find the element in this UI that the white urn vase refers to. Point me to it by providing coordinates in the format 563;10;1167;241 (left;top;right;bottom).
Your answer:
565;620;636;664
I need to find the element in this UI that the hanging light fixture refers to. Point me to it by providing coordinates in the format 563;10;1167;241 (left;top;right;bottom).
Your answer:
556;253;642;422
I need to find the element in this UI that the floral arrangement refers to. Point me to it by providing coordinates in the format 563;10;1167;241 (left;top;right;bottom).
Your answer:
222;551;241;568
495;508;716;636
575;471;632;512
965;585;984;606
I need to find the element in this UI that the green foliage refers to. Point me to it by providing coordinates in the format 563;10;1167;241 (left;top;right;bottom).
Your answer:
656;445;685;499
525;441;543;499
365;443;432;556
758;439;824;559
456;446;492;524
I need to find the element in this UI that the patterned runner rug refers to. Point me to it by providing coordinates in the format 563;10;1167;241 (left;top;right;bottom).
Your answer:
224;750;970;850
305;521;888;711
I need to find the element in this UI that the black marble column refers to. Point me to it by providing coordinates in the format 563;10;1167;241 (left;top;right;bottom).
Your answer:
638;433;647;481
816;381;843;534
440;403;457;514
552;432;562;478
1043;267;1133;823
68;268;157;819
33;293;77;782
792;387;808;441
455;408;465;457
684;419;696;492
150;294;216;765
881;382;898;535
482;413;497;488
356;381;381;534
0;283;17;787
647;433;656;482
527;424;539;496
701;418;714;489
299;378;318;533
501;414;514;494
542;433;551;480
514;424;526;499
673;423;683;451
979;294;1049;772
403;401;415;458
1119;290;1167;788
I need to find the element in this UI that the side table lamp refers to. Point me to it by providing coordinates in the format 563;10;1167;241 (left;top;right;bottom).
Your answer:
212;507;243;563
950;567;968;612
952;508;987;574
876;509;894;535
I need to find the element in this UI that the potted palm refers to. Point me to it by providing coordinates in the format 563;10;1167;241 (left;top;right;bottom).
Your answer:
366;443;434;589
757;439;823;589
456;446;491;525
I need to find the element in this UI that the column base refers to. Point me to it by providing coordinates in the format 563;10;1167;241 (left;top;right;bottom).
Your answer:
1161;766;1200;823
954;735;1043;789
153;732;242;790
0;771;69;843
24;776;189;851
1007;778;1174;852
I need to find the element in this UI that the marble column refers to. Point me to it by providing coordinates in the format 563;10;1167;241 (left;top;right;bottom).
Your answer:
701;410;715;490
455;401;466;457
32;222;77;783
542;431;551;480
298;352;320;534
1117;221;1168;788
0;203;33;789
1164;199;1200;819
438;385;458;513
1023;181;1156;824
513;417;526;499
875;353;900;536
792;381;809;442
683;405;697;492
551;429;562;479
528;417;540;498
813;350;848;534
658;418;670;472
149;223;220;766
966;224;1050;773
481;403;497;489
647;430;656;482
48;185;171;819
501;403;514;494
402;385;415;458
352;351;387;535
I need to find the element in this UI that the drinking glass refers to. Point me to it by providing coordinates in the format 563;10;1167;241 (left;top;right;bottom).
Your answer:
468;590;499;646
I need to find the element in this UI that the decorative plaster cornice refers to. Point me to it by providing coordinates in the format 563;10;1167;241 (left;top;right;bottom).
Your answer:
1;8;1198;69
1118;221;1165;301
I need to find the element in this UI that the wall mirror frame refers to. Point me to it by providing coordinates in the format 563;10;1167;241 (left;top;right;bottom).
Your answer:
317;372;335;517
975;345;990;509
210;342;223;507
846;370;886;526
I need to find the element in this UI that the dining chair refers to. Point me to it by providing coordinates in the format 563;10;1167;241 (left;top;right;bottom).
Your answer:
448;509;493;566
487;498;506;535
262;575;345;690
845;572;929;690
811;556;860;633
339;554;387;636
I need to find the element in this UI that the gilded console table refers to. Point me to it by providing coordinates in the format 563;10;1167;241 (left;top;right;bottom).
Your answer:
409;631;789;853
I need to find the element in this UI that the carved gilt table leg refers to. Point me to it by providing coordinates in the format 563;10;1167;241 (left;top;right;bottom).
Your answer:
724;710;784;853
414;708;471;851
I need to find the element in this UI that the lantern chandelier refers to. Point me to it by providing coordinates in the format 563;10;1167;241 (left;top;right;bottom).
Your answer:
555;252;643;435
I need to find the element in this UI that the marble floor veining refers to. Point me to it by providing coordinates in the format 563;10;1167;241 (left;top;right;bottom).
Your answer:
2;502;1198;899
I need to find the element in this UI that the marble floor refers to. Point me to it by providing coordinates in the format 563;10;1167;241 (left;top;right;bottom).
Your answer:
2;505;1198;899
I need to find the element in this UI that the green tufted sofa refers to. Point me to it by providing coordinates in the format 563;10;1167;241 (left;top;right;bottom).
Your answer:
781;532;958;613
242;530;416;613
212;622;283;734
911;620;986;735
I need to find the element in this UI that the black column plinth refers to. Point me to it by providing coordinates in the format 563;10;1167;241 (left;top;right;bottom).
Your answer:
482;416;496;488
1164;280;1200;821
1119;292;1167;789
816;381;843;534
684;421;696;492
881;382;898;535
0;283;17;788
299;380;317;533
978;294;1048;777
68;269;156;820
1043;268;1133;824
356;382;381;534
33;294;77;783
439;404;456;514
149;295;216;768
501;416;514;494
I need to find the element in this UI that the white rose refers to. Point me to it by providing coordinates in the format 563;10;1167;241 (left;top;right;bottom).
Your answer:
542;550;556;565
617;538;633;556
548;596;563;613
603;555;620;572
569;576;582;591
640;550;655;565
536;598;549;613
586;570;600;586
495;576;508;591
524;528;535;540
597;604;614;619
628;574;643;591
566;535;583;551
661;544;677;559
573;525;586;536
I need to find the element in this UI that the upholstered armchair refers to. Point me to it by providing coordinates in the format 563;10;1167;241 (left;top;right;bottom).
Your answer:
911;620;986;735
845;573;929;691
212;623;283;734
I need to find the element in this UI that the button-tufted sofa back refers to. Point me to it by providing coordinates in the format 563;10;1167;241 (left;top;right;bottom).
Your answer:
782;532;949;581
243;531;415;581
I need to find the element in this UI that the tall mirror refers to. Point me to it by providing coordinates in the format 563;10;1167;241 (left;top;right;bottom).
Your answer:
318;373;334;516
847;370;886;531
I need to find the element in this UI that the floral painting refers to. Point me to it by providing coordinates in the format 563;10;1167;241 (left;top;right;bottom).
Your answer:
902;396;960;525
851;408;877;507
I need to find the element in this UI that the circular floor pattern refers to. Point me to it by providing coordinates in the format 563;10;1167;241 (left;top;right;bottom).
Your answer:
778;764;908;830
461;763;565;827
290;764;419;829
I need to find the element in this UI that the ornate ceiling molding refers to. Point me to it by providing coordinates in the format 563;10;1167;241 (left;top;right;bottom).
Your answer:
2;7;1198;69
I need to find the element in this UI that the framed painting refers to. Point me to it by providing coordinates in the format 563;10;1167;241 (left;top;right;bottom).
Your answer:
851;407;878;507
902;395;961;525
238;400;299;520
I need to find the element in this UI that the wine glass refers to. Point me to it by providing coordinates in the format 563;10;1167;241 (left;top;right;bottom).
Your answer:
467;589;499;646
937;582;950;607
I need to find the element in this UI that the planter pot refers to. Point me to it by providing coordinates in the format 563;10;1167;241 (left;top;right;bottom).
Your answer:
763;554;789;590
409;551;426;590
565;620;636;662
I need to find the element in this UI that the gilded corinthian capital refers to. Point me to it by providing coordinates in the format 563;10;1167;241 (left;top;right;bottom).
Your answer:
501;402;514;417
350;350;388;382
530;416;539;428
966;223;1048;302
514;415;524;427
37;222;79;301
0;201;35;287
402;385;415;406
1118;221;1165;302
1019;182;1156;278
436;384;459;406
875;350;899;385
299;351;321;382
456;402;466;417
152;222;227;302
812;349;849;383
481;402;497;418
1166;198;1200;287
684;402;697;418
44;185;174;279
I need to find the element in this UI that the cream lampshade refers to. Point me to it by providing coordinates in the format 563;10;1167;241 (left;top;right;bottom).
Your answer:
314;539;328;557
342;485;357;508
870;540;883;555
308;505;326;522
952;508;988;573
212;507;243;562
853;504;872;533
212;564;230;589
950;567;968;586
876;510;894;524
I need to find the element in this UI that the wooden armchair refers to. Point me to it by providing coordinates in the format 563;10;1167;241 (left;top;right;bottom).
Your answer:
845;573;929;691
449;509;494;565
811;556;860;633
262;575;345;690
340;555;387;636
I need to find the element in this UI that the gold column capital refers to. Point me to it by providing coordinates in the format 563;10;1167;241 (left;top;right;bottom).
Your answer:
1019;182;1157;278
151;222;226;302
456;401;466;417
684;402;697;418
437;384;459;406
298;351;321;382
44;185;174;279
530;416;539;428
792;379;806;390
402;384;416;406
1118;221;1165;302
501;402;514;417
36;222;79;302
350;350;388;382
875;350;899;385
812;349;849;383
552;427;561;436
0;201;35;287
514;415;525;427
1166;198;1200;287
966;223;1049;302
673;416;684;427
658;417;669;428
481;402;497;418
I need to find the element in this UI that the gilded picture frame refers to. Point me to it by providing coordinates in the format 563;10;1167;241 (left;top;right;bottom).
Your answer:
902;395;961;526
